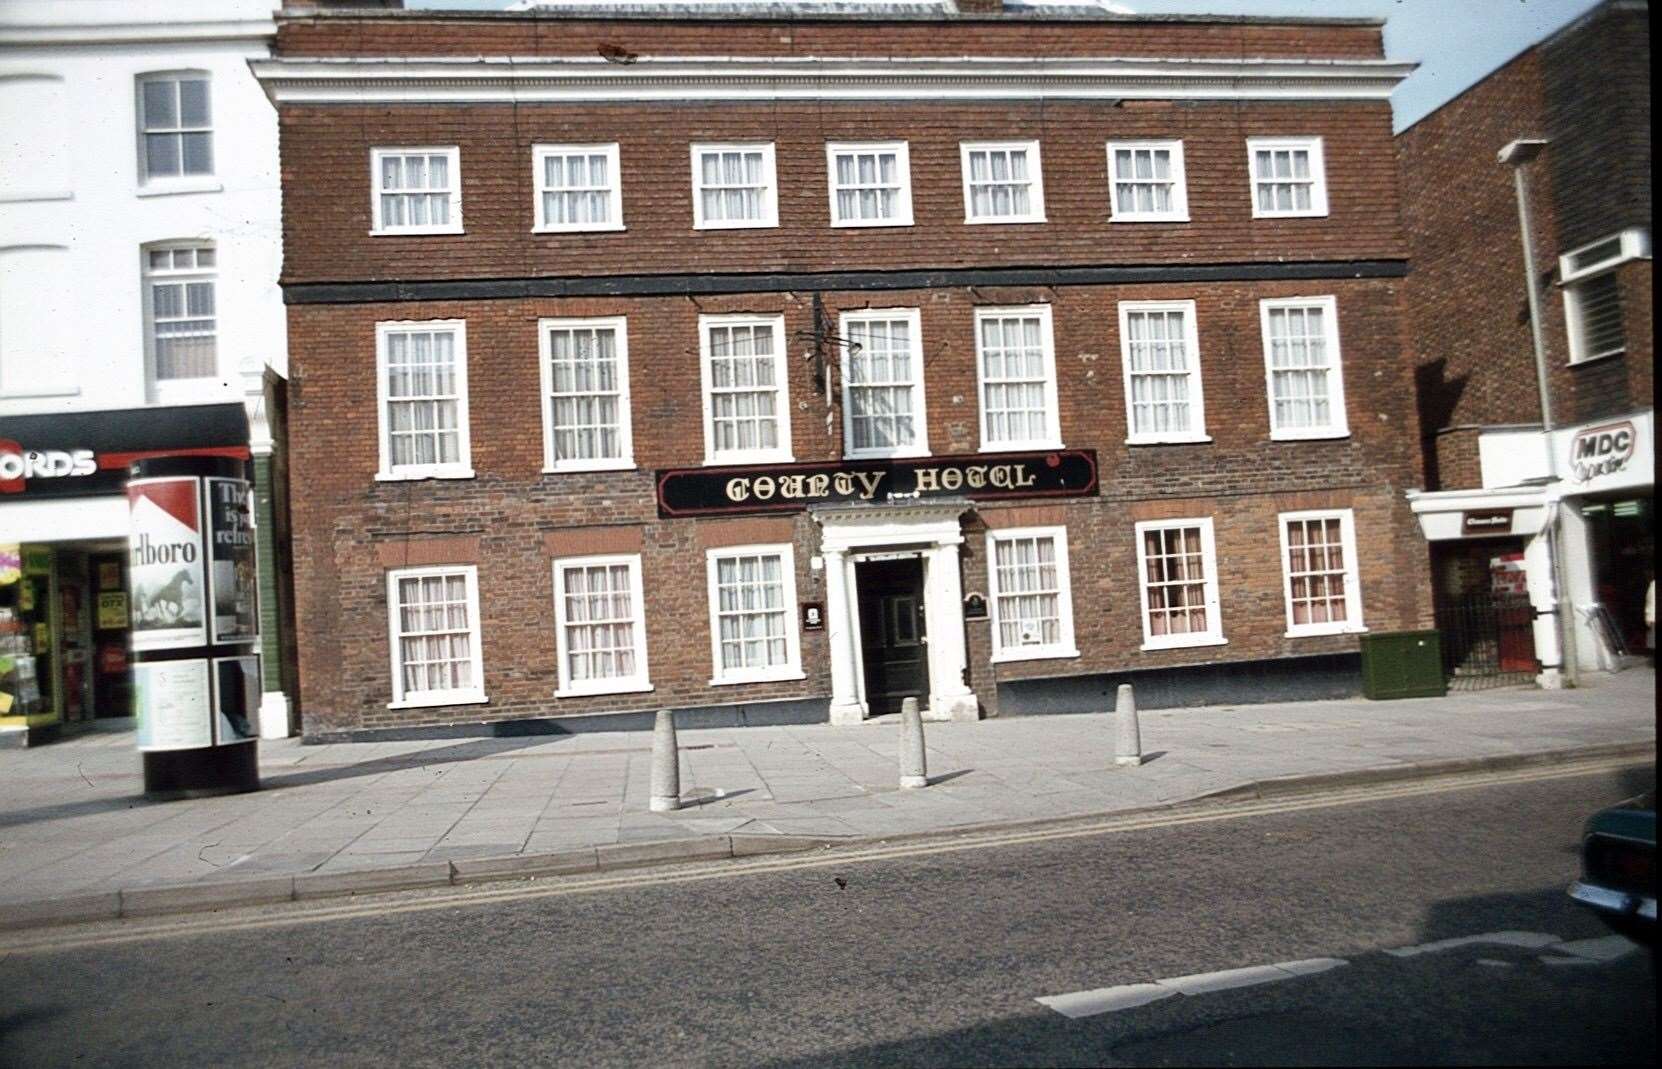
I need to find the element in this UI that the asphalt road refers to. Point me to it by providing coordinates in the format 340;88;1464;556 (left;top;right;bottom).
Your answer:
1;763;1654;1068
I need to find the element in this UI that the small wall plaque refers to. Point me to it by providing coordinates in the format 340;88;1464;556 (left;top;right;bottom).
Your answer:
802;602;825;631
964;593;988;620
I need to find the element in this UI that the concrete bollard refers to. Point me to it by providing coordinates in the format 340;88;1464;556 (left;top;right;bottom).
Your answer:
899;696;929;789
1114;683;1143;766
649;708;681;812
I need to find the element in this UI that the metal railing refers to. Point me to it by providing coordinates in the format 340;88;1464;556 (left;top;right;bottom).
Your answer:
1434;593;1539;691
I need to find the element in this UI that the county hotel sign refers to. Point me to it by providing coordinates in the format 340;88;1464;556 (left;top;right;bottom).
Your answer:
657;450;1098;516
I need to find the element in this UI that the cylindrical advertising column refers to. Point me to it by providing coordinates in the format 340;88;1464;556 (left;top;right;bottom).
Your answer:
128;457;260;798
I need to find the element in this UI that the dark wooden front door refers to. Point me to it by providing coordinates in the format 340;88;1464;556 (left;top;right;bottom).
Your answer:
856;557;929;715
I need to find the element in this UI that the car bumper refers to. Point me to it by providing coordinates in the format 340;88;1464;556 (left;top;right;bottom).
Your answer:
1569;880;1657;922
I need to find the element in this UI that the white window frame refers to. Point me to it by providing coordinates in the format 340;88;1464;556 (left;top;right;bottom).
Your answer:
1277;508;1366;638
1134;517;1226;651
1118;299;1211;445
370;146;463;236
532;143;624;233
141;241;218;393
386;564;487;709
825;141;914;228
1247;136;1328;219
960;140;1047;224
973;304;1062;452
1559;229;1648;365
985;526;1080;664
838;307;929;459
690;142;779;230
538;315;635;473
705;544;804;686
552;554;652;697
1106;140;1190;223
374;319;474;481
698;313;793;465
1260;295;1350;441
136;71;214;188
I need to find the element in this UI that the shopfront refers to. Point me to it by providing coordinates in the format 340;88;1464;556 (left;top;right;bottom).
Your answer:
1409;409;1655;683
0;404;249;745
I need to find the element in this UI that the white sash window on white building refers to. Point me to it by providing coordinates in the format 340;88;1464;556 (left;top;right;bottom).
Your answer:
691;144;778;229
1279;509;1364;636
987;527;1079;662
706;545;803;684
1248;137;1328;218
700;315;792;464
534;144;623;232
826;142;914;227
137;73;212;181
1119;300;1209;444
1261;296;1349;439
840;309;928;458
961;141;1046;223
540;317;633;471
387;565;485;708
143;243;217;382
1135;518;1225;649
553;555;651;696
975;305;1061;450
376;320;473;480
1107;141;1189;222
372;147;463;234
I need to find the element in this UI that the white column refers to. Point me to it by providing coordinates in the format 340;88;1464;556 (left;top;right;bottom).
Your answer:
824;548;864;724
924;541;979;722
1523;527;1565;688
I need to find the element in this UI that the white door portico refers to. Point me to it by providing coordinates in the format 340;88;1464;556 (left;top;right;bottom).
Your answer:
812;498;980;725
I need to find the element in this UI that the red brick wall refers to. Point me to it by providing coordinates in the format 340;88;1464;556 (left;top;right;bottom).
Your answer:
276;14;1385;62
286;278;1428;732
1398;2;1652;491
277;99;1404;285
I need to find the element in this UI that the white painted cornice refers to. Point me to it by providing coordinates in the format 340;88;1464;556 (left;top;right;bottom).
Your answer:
0;19;276;46
249;54;1415;105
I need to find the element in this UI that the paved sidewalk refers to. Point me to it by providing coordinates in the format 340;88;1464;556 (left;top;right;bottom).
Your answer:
0;669;1653;914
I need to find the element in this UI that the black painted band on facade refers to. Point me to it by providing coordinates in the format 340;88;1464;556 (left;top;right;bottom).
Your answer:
282;259;1411;305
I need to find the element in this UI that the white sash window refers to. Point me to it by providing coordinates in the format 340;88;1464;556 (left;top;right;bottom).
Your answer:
388;566;486;708
540;317;633;472
1261;296;1348;440
1119;300;1209;444
554;555;651;696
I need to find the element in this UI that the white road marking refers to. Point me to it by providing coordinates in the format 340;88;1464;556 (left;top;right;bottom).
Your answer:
1039;959;1347;1019
0;756;1641;956
1542;935;1638;962
1383;931;1562;957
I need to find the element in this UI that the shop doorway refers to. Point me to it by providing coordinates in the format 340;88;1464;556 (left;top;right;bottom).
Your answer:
1430;538;1538;687
855;556;929;715
1581;496;1654;654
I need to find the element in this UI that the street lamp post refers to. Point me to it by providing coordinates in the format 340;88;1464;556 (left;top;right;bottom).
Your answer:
1497;137;1578;687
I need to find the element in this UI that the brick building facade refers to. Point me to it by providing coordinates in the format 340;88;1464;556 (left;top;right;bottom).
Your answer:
256;1;1432;740
1399;0;1653;681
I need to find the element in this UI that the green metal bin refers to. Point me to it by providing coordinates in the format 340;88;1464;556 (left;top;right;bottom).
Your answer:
1359;630;1447;700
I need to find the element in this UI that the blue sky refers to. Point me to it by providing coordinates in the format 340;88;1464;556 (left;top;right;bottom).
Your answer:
406;0;1609;131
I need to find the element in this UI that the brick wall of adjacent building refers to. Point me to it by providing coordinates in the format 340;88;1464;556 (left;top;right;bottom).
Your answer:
273;9;1430;735
1398;0;1652;491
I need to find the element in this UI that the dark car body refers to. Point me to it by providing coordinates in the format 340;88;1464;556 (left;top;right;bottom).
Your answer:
1569;791;1656;945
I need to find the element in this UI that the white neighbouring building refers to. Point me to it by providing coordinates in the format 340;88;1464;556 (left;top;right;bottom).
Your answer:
0;0;295;745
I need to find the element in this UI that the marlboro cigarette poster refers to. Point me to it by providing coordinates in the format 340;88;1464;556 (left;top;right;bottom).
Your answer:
128;477;207;652
206;477;258;644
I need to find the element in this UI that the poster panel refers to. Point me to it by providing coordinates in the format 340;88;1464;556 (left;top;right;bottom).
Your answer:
212;655;261;746
128;477;207;652
134;659;212;752
205;477;258;644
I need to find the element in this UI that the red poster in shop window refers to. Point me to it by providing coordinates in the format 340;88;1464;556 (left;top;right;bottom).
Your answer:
1489;552;1536;673
98;644;126;675
61;586;80;630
